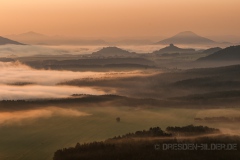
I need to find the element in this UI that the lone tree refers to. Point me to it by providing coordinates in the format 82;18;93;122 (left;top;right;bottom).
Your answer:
116;117;120;122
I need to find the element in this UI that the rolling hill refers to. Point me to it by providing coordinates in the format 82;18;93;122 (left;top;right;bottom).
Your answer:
153;44;195;54
92;47;136;57
155;31;216;45
198;45;240;61
202;47;222;54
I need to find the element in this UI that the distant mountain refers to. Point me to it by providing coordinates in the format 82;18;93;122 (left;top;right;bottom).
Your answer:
155;31;216;45
7;31;47;39
198;45;240;61
202;47;222;54
92;47;136;57
5;32;50;45
153;44;195;54
0;36;24;45
6;32;108;45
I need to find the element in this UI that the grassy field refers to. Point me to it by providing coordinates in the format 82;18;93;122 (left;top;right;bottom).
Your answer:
0;106;239;160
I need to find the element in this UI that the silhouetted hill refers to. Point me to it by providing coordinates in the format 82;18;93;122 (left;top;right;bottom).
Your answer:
198;45;240;61
153;44;195;54
92;47;136;57
155;31;216;45
0;36;24;45
202;47;222;54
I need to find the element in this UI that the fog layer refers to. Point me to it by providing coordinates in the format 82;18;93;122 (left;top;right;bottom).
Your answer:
0;61;109;100
0;107;91;126
0;61;155;100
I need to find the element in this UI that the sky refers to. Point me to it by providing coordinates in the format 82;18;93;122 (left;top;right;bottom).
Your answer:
1;0;240;39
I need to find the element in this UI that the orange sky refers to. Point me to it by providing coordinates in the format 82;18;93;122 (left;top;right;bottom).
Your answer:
1;0;240;38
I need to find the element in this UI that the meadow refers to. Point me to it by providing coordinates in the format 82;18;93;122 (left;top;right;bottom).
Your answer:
0;106;239;160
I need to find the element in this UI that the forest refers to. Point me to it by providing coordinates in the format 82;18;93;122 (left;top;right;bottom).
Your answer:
53;125;239;160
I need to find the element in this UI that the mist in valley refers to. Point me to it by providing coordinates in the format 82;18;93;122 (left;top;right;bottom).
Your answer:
1;0;240;159
0;61;157;100
0;42;240;160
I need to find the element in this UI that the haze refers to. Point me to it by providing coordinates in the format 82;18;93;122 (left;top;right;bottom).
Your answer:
1;1;240;159
1;0;240;39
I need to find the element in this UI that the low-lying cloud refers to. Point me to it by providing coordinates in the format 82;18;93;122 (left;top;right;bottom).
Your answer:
0;61;106;85
0;61;154;100
0;107;91;126
0;85;105;100
0;44;172;57
195;109;240;118
0;61;107;100
0;61;150;85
